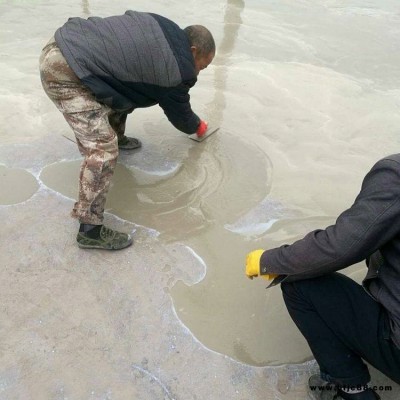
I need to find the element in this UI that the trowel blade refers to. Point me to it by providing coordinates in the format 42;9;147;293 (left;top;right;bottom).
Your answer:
188;126;219;142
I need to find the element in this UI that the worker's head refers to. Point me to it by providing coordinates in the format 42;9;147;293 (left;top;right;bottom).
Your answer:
184;25;215;75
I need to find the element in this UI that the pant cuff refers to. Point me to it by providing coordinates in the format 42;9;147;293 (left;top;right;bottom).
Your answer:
71;209;103;225
320;370;370;387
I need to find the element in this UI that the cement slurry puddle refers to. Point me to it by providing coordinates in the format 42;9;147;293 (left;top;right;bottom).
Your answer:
40;131;317;365
0;165;39;205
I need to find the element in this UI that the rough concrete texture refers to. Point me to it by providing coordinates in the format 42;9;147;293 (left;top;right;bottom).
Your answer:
0;137;398;399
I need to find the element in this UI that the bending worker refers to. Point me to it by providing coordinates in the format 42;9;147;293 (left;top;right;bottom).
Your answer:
246;154;400;400
39;10;215;250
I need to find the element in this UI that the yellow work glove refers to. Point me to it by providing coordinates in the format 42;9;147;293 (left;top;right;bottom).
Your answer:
245;249;277;280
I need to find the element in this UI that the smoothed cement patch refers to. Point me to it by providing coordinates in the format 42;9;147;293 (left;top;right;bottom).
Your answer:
0;165;38;205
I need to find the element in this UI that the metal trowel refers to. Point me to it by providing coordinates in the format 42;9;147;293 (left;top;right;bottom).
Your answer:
188;126;219;142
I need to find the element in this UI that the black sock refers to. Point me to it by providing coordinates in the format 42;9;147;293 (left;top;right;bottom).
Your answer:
79;224;102;239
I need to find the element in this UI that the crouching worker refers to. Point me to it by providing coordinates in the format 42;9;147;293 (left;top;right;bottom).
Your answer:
245;154;400;399
39;11;215;250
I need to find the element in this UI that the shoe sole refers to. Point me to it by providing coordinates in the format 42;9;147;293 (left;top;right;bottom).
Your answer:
77;238;133;250
118;138;142;150
118;145;141;150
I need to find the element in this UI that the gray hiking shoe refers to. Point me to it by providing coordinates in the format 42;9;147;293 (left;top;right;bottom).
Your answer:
118;136;142;150
77;225;133;250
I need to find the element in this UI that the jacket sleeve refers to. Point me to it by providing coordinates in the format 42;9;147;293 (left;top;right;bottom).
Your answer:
261;158;400;281
158;83;200;134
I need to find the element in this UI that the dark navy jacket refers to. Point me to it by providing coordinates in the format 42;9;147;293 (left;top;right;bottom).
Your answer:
55;11;200;134
261;154;400;348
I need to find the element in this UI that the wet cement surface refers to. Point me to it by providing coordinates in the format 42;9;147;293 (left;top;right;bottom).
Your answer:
1;0;400;398
0;165;38;205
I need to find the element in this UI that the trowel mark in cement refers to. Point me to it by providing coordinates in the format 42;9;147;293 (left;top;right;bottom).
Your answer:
0;165;39;205
131;365;176;400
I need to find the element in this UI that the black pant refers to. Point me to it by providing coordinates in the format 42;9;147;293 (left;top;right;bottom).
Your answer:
281;273;400;386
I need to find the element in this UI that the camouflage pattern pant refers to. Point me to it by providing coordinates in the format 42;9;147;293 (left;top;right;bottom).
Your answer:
39;37;129;225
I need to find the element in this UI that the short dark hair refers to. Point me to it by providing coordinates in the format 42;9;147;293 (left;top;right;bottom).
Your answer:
184;25;215;56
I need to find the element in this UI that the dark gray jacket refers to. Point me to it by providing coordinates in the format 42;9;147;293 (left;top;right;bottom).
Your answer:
261;154;400;348
55;11;200;133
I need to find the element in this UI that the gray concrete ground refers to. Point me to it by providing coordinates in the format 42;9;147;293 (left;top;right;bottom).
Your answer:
0;134;398;399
